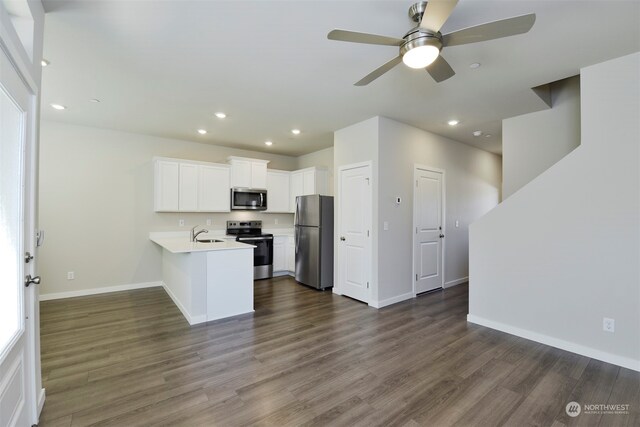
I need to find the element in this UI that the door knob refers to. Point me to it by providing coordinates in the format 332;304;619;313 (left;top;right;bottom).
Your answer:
25;275;41;287
340;236;346;241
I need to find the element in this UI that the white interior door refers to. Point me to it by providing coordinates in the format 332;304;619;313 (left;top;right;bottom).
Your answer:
414;167;444;294
337;163;372;303
0;47;39;426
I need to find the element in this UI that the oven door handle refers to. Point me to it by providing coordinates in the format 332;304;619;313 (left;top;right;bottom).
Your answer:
237;236;273;241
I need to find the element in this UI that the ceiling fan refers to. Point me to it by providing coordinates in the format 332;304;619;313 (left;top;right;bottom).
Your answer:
327;0;536;86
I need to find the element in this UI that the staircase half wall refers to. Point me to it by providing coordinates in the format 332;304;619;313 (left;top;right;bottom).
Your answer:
468;52;640;371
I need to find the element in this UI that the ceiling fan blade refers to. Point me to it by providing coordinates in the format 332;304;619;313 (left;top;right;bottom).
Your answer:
355;56;403;86
442;13;536;47
327;29;404;46
420;0;459;32
426;55;455;82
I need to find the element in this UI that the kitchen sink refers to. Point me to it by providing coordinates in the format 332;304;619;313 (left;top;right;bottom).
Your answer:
196;239;225;243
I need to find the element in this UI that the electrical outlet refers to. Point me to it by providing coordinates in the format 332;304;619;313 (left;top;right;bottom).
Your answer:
455;220;459;228
179;219;185;227
383;221;389;231
206;219;211;226
603;317;615;333
67;271;75;280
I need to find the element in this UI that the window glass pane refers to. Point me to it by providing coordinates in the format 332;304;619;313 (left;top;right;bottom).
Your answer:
0;84;24;354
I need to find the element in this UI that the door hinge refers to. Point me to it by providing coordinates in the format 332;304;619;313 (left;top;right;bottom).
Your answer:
415;274;418;281
365;177;370;185
367;281;369;289
416;180;418;187
367;230;370;237
415;227;418;234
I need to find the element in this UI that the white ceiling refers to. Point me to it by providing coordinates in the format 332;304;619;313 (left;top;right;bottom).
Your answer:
41;0;640;156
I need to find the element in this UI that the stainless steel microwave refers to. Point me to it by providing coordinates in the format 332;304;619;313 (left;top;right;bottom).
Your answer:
230;188;268;210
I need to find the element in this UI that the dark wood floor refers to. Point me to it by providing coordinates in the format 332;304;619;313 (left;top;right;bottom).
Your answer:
39;278;638;426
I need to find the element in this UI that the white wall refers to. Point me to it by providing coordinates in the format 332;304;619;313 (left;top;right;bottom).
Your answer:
503;76;581;198
38;121;299;297
469;53;640;370
333;116;502;306
297;146;334;195
377;117;502;302
333;117;380;301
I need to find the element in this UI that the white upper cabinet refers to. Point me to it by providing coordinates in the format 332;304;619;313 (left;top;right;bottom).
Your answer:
251;162;268;189
198;164;231;212
179;163;198;211
155;160;180;211
228;156;269;189
289;167;329;212
154;157;230;212
266;170;290;213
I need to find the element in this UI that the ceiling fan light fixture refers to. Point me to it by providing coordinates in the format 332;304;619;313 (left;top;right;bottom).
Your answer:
402;44;440;69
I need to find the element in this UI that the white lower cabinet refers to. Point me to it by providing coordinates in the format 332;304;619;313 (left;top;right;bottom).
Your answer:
273;236;287;272
287;235;295;273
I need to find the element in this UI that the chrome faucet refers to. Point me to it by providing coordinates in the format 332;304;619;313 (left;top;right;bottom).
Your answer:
191;225;209;242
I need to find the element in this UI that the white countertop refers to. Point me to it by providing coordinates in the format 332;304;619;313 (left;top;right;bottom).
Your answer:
150;235;255;254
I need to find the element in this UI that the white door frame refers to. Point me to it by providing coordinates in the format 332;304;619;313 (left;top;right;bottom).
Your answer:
0;17;44;426
412;164;446;296
334;161;373;303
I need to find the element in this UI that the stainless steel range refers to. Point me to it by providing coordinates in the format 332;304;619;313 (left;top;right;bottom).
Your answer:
226;220;273;280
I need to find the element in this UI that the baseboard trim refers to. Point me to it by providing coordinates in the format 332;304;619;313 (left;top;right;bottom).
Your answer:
272;271;289;278
467;314;640;372
370;292;414;309
39;281;162;301
37;387;45;417
444;276;468;288
160;282;206;325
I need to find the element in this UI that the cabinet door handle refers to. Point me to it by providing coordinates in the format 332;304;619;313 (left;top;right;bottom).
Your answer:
340;236;346;241
439;234;445;239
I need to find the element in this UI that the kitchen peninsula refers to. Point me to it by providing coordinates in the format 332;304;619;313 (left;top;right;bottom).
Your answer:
150;233;255;325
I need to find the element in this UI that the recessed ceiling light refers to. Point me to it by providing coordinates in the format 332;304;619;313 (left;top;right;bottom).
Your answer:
473;130;483;137
291;129;301;135
214;112;226;119
50;104;66;110
41;59;50;67
469;62;481;69
265;141;273;146
89;99;100;103
197;129;207;135
447;120;459;126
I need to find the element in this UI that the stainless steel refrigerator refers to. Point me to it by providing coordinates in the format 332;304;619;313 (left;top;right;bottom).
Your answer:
295;195;334;289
